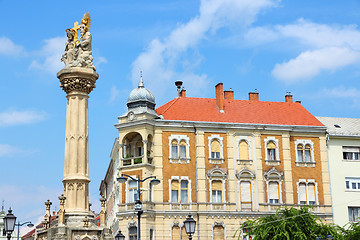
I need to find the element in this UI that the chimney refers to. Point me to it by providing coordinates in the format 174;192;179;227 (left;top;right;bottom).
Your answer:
215;83;224;112
249;89;259;101
224;88;234;100
296;100;301;104
180;89;186;97
285;92;293;103
175;80;183;97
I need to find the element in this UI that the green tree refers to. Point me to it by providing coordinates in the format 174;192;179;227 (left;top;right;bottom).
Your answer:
234;207;342;240
341;222;360;240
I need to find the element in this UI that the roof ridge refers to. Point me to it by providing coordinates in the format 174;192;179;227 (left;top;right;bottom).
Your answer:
159;97;180;115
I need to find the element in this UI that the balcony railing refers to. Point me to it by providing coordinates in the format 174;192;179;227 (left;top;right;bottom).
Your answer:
121;156;154;166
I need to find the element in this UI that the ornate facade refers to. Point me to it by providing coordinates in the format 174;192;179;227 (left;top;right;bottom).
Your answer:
100;81;332;239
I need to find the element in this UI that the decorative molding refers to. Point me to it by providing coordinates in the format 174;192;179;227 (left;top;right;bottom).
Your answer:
294;139;315;167
60;77;96;94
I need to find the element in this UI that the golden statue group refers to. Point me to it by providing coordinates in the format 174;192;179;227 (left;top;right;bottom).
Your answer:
61;12;96;71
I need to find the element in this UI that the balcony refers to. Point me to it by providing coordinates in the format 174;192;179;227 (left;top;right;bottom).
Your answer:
120;155;154;168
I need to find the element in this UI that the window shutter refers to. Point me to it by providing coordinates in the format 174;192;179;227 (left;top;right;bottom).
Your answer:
343;147;360;153
308;183;316;203
172;180;179;189
240;181;251;202
212;180;222;191
269;182;279;201
239;140;249;160
213;226;224;240
172;226;180;240
298;183;306;203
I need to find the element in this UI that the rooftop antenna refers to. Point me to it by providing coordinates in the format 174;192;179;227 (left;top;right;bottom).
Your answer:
1;200;4;211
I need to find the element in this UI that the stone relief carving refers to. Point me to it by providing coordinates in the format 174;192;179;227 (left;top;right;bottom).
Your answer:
61;12;96;71
59;77;96;94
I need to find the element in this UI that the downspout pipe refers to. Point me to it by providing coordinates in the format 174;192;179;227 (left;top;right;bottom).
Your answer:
194;126;200;240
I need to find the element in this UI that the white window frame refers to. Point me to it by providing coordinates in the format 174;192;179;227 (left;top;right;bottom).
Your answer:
345;177;360;191
349;207;360;222
236;169;255;211
264;167;283;205
169;176;192;206
296;179;318;205
343;146;360;161
264;137;280;165
208;134;224;164
207;167;227;207
295;139;315;167
169;135;190;163
212;221;227;240
236;136;252;164
125;175;138;204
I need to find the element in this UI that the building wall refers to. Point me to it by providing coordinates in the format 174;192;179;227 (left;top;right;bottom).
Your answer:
328;137;360;227
105;118;332;239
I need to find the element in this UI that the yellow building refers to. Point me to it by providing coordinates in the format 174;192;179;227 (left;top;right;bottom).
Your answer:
100;79;332;240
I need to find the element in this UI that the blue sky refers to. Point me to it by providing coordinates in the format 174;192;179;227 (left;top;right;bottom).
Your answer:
1;0;360;233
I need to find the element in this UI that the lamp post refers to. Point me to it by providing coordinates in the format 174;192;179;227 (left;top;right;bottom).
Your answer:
117;174;160;240
183;215;196;240
4;209;17;240
115;230;125;240
15;221;34;240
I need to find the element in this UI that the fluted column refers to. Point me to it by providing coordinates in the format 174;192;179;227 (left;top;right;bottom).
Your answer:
58;67;98;215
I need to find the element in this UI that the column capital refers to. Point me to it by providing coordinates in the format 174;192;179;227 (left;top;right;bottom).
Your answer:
58;67;98;94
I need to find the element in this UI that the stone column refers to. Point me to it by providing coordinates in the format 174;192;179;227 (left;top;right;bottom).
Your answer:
58;67;98;216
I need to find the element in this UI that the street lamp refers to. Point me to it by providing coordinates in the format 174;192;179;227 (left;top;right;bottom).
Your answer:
183;215;196;240
115;230;125;240
15;221;34;240
117;174;160;240
4;209;17;240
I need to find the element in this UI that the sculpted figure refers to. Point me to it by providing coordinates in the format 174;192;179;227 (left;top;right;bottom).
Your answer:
61;13;96;71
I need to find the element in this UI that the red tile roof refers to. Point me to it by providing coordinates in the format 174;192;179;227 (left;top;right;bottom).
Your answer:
156;97;324;127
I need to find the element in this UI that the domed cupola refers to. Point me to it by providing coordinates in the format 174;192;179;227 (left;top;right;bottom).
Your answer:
125;73;158;118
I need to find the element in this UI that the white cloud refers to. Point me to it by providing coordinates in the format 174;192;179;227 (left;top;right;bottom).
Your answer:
131;0;277;98
29;37;66;74
0;110;47;127
109;85;120;103
0;144;20;157
272;47;360;82
0;37;25;56
321;86;360;98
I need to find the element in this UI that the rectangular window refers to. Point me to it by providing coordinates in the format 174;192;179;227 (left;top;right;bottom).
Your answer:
240;181;252;210
267;149;276;160
129;226;137;240
308;183;316;205
345;177;360;191
269;181;279;204
211;152;220;158
128;180;138;202
298;183;307;205
349;207;360;222
297;149;304;162
212;190;222;203
343;147;360;160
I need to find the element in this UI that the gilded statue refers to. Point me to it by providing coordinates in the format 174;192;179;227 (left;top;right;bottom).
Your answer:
61;12;96;71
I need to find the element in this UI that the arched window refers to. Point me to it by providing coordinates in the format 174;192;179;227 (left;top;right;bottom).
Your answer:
211;139;221;159
212;180;223;203
267;141;276;160
297;145;304;162
172;225;180;240
213;225;225;240
305;144;311;162
268;181;279;204
181;180;189;203
179;140;187;158
171;180;179;203
239;140;249;160
240;181;252;210
129;226;137;240
171;140;178;159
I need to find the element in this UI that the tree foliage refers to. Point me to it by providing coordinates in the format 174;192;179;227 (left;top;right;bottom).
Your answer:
234;207;343;240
